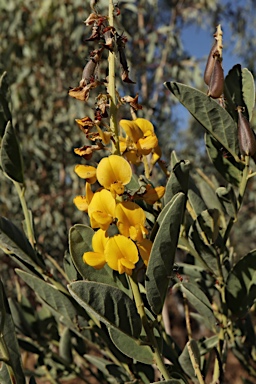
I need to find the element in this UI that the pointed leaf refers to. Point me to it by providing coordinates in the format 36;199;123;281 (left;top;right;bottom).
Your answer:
189;224;217;272
0;280;26;384
226;250;256;317
16;270;78;327
68;281;141;337
205;133;243;187
179;282;216;330
109;327;154;364
178;339;201;379
59;328;72;364
0;216;44;268
164;160;190;205
146;192;186;314
165;81;239;160
1;121;24;183
242;68;255;122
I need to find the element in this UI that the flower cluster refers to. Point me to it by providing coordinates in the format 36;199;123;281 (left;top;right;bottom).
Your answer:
70;4;165;275
74;153;164;275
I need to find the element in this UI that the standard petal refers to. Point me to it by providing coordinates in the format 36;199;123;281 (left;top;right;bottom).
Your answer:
105;235;139;274
96;155;132;190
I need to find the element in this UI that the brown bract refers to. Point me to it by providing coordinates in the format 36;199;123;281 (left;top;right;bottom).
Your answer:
74;144;104;159
121;94;142;110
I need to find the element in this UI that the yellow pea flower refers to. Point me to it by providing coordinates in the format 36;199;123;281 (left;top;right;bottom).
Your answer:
88;189;116;230
104;235;139;275
96;155;132;195
137;238;153;266
83;229;108;269
115;201;147;242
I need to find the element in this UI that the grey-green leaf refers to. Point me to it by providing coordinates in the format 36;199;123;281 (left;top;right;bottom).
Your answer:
165;81;239;160
226;250;256;317
205;133;243;187
180;282;216;330
0;280;26;384
146;192;186;314
16;270;78;327
0;216;43;268
68;281;141;338
0;121;24;183
178;339;201;379
242;68;255;122
109;327;154;364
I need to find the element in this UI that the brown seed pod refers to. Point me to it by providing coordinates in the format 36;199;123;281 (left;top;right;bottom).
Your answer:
204;41;218;86
208;57;224;99
237;106;256;157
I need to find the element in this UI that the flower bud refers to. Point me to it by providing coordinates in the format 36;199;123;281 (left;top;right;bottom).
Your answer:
204;41;217;86
237;106;256;157
208;57;224;99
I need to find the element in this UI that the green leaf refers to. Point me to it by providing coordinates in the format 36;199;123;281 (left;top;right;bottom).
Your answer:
188;222;217;272
165;81;239;160
164;160;190;205
69;224;130;294
0;71;12;137
0;280;26;384
226;250;256;317
179;282;216;330
0;121;24;183
205;133;243;187
216;185;238;218
59;327;72;364
178;339;201;379
146;192;186;314
224;64;245;121
16;270;79;327
109;327;154;364
84;354;129;383
0;216;44;268
63;251;79;281
68;281;141;338
242;68;255;122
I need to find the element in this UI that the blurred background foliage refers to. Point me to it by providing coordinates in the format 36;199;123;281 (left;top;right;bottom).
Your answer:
1;0;256;270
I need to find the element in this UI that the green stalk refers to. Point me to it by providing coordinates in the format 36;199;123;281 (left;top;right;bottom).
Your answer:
108;0;120;155
13;181;35;247
128;275;171;381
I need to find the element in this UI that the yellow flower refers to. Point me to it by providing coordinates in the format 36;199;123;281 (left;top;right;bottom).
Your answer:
104;235;139;275
88;189;116;230
137;238;152;266
74;165;97;184
115;201;147;242
119;118;158;159
73;183;94;212
96;155;132;195
83;229;108;269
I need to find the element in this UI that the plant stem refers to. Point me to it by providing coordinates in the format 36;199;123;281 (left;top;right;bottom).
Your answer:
128;275;171;381
108;0;120;155
13;181;35;247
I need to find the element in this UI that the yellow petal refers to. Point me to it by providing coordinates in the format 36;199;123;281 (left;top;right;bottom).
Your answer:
96;125;111;145
119;120;143;143
135;118;154;134
137;239;152;266
96;155;132;190
75;165;97;183
119;137;127;153
73;195;89;212
105;235;139;274
83;251;106;269
92;229;109;253
137;134;158;153
88;189;116;230
85;182;94;204
115;201;146;239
